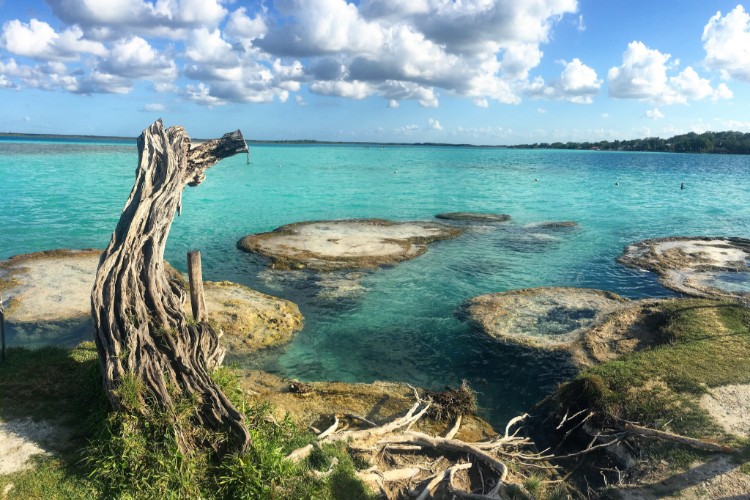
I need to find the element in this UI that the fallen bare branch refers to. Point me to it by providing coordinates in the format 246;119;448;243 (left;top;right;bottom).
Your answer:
357;467;421;486
318;415;339;439
286;444;314;463
505;413;529;439
417;463;472;500
445;415;462;440
624;423;736;453
344;413;377;428
381;431;508;482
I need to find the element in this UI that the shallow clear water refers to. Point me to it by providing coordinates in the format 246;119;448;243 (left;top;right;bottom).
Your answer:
2;138;749;426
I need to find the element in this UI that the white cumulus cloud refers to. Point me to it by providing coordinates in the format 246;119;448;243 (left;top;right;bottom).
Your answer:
427;118;442;130
46;0;228;39
645;108;664;120
608;41;728;104
1;19;106;60
526;58;601;103
703;5;750;81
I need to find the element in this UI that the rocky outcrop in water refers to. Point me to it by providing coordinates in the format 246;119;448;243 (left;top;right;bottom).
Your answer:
197;281;302;353
0;249;302;351
618;236;750;299
458;287;629;350
237;219;463;271
435;212;511;222
525;221;578;229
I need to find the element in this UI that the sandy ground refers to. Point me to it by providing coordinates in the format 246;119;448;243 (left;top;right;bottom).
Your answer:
459;287;629;350
700;383;750;438
616;455;750;499
0;418;69;475
237;219;462;271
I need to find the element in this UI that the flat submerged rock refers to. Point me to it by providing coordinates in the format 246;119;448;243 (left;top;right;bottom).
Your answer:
435;212;511;222
0;249;301;352
237;218;463;271
618;236;750;299
459;287;629;350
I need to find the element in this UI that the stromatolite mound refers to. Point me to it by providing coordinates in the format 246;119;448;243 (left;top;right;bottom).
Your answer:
195;281;303;353
237;219;463;271
0;249;302;351
459;287;629;350
435;212;511;223
618;236;750;299
525;221;578;229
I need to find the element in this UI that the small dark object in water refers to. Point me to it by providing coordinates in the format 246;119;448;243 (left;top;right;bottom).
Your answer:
426;380;477;421
681;182;684;190
615;182;620;186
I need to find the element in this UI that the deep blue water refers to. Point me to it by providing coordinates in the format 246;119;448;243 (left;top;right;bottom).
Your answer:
1;139;749;425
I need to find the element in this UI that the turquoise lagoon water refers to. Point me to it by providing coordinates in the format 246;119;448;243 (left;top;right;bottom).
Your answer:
2;138;749;426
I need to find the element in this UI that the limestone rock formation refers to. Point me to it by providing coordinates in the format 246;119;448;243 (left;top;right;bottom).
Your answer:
238;219;462;271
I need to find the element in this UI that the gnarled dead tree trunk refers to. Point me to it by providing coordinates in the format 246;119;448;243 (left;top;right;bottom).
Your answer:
91;120;249;453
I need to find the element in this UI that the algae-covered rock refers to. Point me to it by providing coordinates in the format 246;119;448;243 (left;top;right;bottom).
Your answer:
192;281;303;353
435;212;511;222
237;218;463;271
618;236;750;299
459;287;629;350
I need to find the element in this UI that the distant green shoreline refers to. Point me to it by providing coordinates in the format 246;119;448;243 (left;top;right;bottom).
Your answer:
3;130;750;153
0;132;500;149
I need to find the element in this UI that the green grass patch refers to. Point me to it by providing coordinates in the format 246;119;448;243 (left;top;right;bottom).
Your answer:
558;299;750;438
0;344;372;499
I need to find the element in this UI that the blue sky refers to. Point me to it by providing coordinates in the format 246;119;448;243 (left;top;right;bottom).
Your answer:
1;0;749;145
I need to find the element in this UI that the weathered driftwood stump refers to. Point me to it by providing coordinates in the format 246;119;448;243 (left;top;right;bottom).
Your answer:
91;120;249;452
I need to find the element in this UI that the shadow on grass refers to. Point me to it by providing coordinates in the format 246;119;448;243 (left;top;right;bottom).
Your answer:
0;342;109;498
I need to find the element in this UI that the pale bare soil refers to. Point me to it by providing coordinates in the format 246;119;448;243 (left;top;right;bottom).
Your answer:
0;418;69;475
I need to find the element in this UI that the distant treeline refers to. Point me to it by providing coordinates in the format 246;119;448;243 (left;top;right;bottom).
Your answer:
510;131;750;154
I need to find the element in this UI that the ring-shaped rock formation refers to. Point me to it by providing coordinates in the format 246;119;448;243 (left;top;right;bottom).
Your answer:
459;287;629;350
618;236;750;299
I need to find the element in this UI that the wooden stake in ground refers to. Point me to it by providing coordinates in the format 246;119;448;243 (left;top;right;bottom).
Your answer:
187;250;207;322
91;120;249;453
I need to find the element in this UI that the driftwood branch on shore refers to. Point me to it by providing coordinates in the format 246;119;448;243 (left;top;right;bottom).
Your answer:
285;392;552;499
91;120;249;454
624;422;736;453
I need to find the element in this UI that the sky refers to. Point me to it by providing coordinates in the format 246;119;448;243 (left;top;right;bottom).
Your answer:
1;0;750;145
